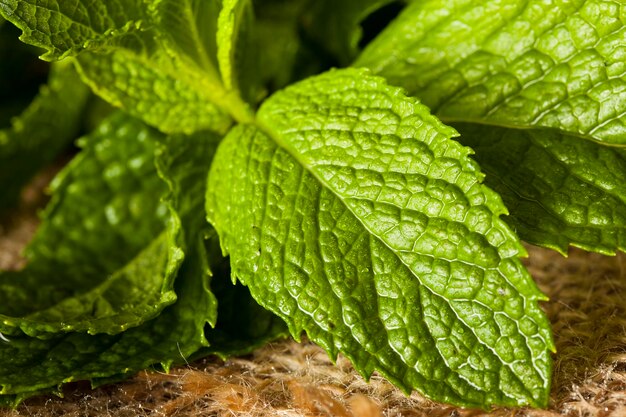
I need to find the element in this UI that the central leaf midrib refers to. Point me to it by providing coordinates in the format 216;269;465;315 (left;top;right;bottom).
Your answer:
254;117;493;289
242;128;464;400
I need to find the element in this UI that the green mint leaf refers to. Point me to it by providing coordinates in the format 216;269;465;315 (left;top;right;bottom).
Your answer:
0;60;89;210
0;119;221;404
0;113;180;337
68;2;233;134
455;123;626;256
356;0;626;144
304;0;404;64
0;0;149;60
0;236;212;401
153;130;221;332
75;45;235;135
1;0;255;133
154;128;287;360
206;68;553;408
355;0;626;254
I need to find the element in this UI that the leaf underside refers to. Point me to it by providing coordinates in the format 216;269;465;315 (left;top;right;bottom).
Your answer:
455;123;626;256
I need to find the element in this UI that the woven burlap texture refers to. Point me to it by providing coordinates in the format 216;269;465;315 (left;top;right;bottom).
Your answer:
1;177;625;417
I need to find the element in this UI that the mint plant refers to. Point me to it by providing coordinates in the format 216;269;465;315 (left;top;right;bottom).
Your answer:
0;0;623;410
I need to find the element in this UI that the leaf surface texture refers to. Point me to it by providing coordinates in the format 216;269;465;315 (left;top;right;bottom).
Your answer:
0;114;179;337
0;0;149;59
0;117;222;404
455;123;626;255
207;68;553;408
357;0;626;144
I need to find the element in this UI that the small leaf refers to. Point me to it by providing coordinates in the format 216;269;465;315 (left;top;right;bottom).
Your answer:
456;123;626;255
207;68;553;408
0;60;89;210
0;0;149;60
357;0;626;145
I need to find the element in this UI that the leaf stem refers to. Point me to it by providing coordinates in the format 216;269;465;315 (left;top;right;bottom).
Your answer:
222;92;255;125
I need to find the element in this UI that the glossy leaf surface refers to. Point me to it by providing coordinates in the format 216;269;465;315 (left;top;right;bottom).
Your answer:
207;68;553;408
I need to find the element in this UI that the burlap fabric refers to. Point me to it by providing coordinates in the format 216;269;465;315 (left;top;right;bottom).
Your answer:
1;173;625;417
